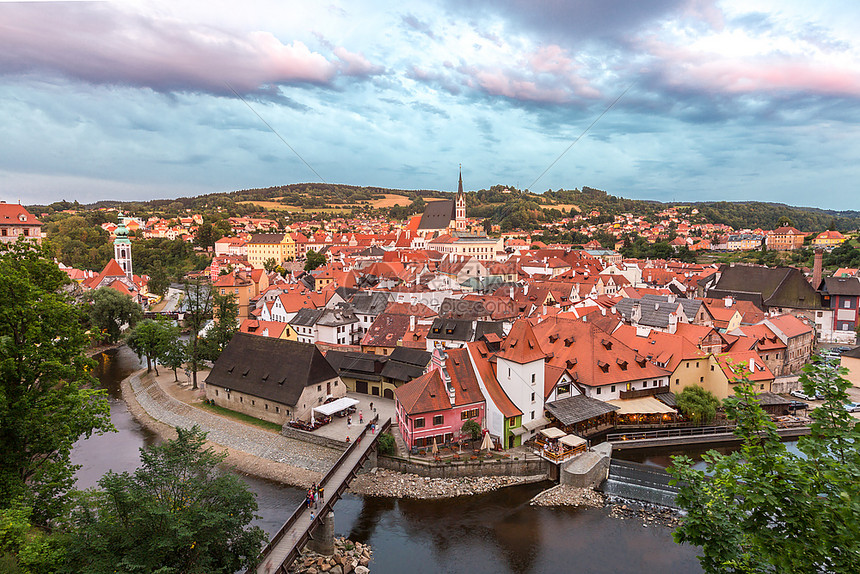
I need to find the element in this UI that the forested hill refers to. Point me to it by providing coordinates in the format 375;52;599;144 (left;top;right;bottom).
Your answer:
28;183;860;233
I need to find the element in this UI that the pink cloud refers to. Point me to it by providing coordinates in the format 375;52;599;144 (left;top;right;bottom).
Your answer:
0;3;366;94
333;47;385;76
450;45;602;104
640;37;860;98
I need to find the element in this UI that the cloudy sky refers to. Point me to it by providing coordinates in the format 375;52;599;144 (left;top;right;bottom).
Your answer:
2;0;859;210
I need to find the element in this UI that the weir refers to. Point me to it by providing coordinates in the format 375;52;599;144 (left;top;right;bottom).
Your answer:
600;460;680;508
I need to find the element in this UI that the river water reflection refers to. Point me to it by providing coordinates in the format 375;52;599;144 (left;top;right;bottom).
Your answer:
72;348;703;573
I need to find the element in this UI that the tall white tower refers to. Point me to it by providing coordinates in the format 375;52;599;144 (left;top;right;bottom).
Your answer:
113;213;133;279
455;167;466;232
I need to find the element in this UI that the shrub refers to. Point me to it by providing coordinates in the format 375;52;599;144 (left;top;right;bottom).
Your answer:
377;432;396;455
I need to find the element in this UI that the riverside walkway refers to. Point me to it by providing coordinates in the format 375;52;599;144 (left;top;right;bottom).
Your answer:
128;371;341;472
608;424;810;450
251;417;392;574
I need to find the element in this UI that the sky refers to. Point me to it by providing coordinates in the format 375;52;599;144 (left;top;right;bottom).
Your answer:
2;0;860;210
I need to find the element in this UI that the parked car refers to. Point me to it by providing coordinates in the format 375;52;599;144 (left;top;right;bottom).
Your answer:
843;402;860;413
788;400;808;411
790;389;816;401
836;346;851;353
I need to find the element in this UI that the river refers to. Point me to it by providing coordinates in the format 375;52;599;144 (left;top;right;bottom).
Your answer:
71;347;703;573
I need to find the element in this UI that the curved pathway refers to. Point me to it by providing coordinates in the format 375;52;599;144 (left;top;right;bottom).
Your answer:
129;372;342;473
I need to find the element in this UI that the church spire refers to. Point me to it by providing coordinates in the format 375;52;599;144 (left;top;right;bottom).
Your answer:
458;164;463;195
455;165;466;232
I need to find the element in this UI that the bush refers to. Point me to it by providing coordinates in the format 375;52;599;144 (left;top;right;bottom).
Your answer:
377;432;396;455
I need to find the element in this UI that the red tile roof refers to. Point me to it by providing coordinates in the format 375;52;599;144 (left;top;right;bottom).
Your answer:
531;315;670;387
497;320;547;364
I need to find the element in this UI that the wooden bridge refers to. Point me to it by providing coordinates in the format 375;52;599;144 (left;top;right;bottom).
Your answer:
249;416;392;574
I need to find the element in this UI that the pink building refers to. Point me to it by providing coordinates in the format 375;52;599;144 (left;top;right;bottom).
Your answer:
394;348;485;451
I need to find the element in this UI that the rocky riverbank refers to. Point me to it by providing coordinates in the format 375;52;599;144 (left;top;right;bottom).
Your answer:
348;468;546;498
529;484;605;508
288;538;372;574
608;502;682;528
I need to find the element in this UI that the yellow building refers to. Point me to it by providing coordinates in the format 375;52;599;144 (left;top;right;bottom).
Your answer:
247;233;296;269
811;230;846;249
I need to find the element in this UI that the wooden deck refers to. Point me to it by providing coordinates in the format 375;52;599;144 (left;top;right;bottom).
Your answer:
250;417;392;574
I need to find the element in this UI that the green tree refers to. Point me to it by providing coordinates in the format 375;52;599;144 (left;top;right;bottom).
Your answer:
670;361;860;573
146;263;170;298
160;338;188;382
125;318;178;375
87;287;142;344
263;257;278;273
461;419;482;441
183;279;212;390
65;426;267;574
194;223;221;250
203;293;238;361
0;242;113;523
777;215;793;227
675;386;720;425
304;249;326;271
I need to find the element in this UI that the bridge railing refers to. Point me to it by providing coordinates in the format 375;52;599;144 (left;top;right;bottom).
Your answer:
249;414;390;574
607;424;738;442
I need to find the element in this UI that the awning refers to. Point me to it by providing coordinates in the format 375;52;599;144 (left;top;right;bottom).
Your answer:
511;426;529;436
607;396;677;415
522;416;550;431
539;427;566;439
312;397;359;416
559;434;587;448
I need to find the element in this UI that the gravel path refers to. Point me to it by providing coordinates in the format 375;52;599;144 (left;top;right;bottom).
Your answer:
128;372;342;474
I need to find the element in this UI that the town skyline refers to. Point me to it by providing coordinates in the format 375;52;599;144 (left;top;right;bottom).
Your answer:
3;0;860;210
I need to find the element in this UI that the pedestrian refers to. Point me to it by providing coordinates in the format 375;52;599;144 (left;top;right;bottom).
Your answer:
305;494;311;508
310;511;315;522
370;401;374;412
357;435;362;445
347;416;352;428
346;436;350;444
371;423;375;435
359;410;363;424
319;484;325;502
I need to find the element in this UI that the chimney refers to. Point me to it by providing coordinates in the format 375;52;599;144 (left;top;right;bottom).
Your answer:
409;314;416;332
724;296;733;307
813;248;823;289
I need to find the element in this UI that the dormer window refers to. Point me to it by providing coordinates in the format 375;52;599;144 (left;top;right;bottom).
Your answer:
564;337;574;347
597;360;609;373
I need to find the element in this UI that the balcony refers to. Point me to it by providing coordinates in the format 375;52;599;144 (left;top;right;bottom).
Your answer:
619;385;670;400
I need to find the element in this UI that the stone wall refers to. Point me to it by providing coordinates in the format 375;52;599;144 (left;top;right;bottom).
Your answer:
379;455;549;479
771;376;801;395
561;443;612;488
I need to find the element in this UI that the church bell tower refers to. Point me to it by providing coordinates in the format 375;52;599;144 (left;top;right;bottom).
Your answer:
113;213;133;279
455;167;466;232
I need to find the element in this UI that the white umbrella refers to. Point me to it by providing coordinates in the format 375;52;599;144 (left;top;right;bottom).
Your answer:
431;437;439;455
480;432;493;452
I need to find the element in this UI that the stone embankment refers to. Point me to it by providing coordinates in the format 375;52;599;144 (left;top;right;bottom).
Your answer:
121;370;340;488
289;538;371;574
348;468;546;499
529;484;605;508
